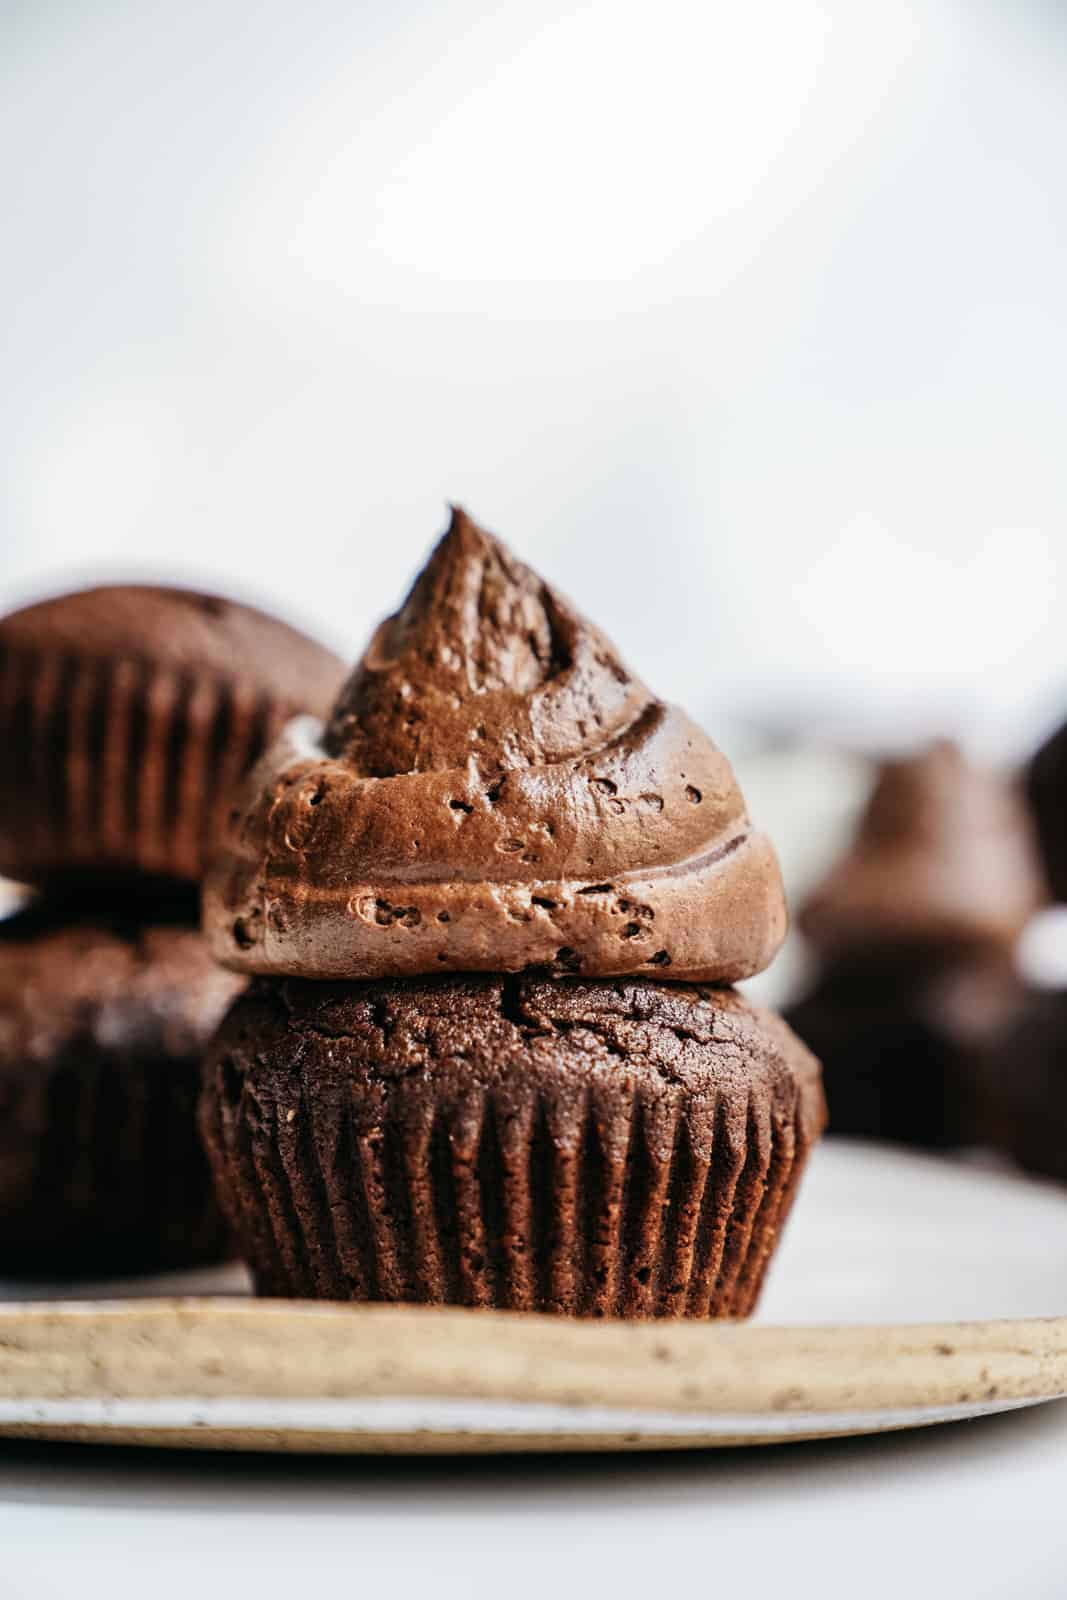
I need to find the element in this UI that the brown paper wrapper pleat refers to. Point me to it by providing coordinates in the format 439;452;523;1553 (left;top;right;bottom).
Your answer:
0;642;284;886
204;998;821;1318
0;1042;228;1275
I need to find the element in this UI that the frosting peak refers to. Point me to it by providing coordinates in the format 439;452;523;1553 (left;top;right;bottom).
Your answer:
205;510;787;982
324;506;638;777
799;741;1045;960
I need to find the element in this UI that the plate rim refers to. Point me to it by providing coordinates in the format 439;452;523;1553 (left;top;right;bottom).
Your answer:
3;1299;1067;1425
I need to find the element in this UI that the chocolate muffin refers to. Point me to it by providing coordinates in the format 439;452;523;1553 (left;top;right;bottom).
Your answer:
0;897;244;1273
202;508;824;1317
981;986;1067;1182
204;975;823;1315
0;584;344;888
1026;719;1067;903
787;742;1043;1147
787;948;1021;1149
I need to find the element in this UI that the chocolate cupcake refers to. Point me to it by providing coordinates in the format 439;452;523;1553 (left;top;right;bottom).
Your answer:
0;585;344;888
1026;719;1067;904
787;742;1043;1147
974;910;1067;1181
981;988;1067;1182
787;948;1022;1149
0;897;243;1273
202;509;824;1317
204;975;822;1315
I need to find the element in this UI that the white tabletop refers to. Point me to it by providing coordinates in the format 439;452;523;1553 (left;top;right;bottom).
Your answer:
1;1397;1065;1600
3;1141;1067;1593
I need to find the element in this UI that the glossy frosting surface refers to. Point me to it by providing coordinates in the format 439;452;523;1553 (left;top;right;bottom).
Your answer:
205;510;787;981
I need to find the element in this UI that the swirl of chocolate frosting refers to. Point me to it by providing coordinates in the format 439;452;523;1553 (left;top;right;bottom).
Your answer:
799;740;1045;961
204;509;787;981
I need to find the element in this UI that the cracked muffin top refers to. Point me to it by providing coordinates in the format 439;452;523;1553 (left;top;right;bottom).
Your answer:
204;508;787;982
212;974;825;1144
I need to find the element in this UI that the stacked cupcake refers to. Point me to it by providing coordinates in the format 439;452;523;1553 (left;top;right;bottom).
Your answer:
201;511;825;1317
787;742;1044;1150
0;585;342;1272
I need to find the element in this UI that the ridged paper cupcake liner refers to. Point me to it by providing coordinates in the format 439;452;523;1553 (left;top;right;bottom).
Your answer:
0;1040;229;1274
203;979;822;1317
0;642;288;885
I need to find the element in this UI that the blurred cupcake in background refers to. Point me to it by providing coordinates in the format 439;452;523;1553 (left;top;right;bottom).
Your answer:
1026;717;1067;907
0;584;345;892
981;932;1067;1183
979;718;1067;1182
785;741;1045;1149
0;895;244;1273
0;583;343;1274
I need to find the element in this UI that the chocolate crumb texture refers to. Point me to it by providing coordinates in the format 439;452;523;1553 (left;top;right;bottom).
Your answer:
202;974;825;1316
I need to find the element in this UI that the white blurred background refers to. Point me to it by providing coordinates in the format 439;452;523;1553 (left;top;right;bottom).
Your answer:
3;0;1065;761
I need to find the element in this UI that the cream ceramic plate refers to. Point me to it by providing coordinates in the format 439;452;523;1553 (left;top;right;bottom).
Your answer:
2;1140;1066;1453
